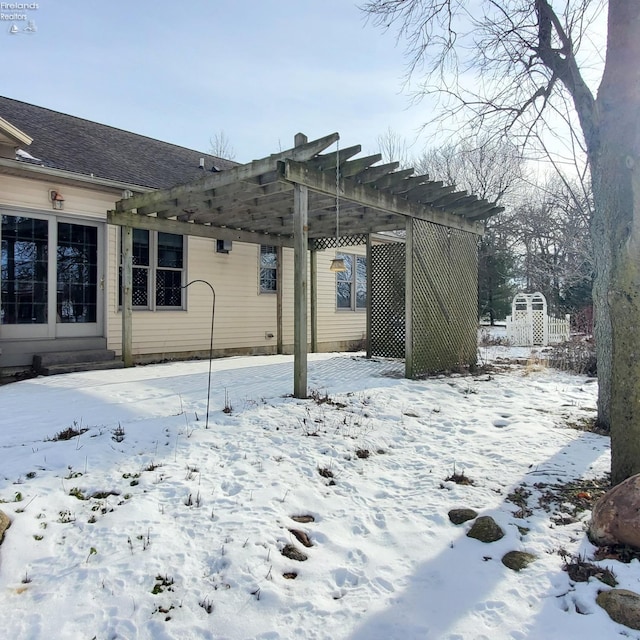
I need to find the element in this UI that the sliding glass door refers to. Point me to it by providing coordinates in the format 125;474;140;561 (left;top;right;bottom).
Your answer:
1;212;103;339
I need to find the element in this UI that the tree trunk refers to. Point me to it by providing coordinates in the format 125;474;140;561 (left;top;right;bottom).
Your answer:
590;0;640;484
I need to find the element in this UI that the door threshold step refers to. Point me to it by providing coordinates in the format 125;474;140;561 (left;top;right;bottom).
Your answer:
38;360;125;376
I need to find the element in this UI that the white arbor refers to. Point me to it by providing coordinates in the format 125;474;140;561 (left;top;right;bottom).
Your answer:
506;292;570;346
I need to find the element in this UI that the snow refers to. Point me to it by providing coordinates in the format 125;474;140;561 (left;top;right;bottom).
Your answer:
15;149;42;164
0;347;634;639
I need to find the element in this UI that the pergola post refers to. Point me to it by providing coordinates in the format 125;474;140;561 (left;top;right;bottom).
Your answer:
276;245;283;355
310;248;318;353
405;217;414;378
121;225;133;367
293;133;309;398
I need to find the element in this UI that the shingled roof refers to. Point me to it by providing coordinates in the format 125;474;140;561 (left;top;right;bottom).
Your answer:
0;96;236;189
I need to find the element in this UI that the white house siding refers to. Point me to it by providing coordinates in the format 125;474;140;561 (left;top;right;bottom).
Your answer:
279;246;367;352
0;174;119;219
315;245;367;349
106;237;281;359
106;240;368;360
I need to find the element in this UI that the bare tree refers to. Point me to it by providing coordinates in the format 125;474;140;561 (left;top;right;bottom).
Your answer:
376;126;412;167
363;0;640;483
209;130;236;161
514;176;593;314
415;136;524;204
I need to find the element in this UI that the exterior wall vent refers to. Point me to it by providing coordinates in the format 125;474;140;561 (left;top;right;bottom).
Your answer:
216;239;232;254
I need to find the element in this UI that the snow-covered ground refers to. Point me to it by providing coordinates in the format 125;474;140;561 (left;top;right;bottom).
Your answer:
0;346;632;640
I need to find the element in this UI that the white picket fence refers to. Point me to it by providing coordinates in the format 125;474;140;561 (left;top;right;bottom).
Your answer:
506;292;570;346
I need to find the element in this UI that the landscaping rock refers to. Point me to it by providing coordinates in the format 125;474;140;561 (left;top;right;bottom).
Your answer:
466;516;505;543
589;474;640;548
281;544;308;562
289;529;313;548
502;550;537;571
597;589;640;630
291;515;315;523
0;510;10;544
448;508;478;525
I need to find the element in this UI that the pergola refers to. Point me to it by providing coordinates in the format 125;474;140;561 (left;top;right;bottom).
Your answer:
108;132;501;398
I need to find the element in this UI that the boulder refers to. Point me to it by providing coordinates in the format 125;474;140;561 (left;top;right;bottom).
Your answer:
466;515;505;543
448;508;478;525
0;510;10;544
589;474;640;548
597;589;640;630
502;550;537;571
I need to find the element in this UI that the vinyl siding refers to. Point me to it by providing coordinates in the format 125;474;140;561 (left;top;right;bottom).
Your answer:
315;245;368;346
0;174;119;219
107;238;281;356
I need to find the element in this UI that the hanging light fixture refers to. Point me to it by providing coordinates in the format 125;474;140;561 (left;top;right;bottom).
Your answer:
329;140;347;273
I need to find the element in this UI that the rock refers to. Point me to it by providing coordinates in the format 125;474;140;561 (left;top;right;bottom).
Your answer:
281;544;308;562
291;515;315;523
502;550;537;571
0;510;10;544
289;529;313;547
589;473;640;548
466;516;505;543
597;589;640;630
448;508;478;525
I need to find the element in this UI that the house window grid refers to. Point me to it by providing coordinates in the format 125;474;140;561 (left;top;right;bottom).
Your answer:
119;229;185;310
336;253;367;311
259;245;278;293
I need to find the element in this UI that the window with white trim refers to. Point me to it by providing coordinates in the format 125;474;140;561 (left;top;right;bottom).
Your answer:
259;245;277;293
119;229;185;309
336;253;367;310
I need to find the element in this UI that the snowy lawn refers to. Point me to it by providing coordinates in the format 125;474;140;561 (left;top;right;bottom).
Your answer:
0;349;630;640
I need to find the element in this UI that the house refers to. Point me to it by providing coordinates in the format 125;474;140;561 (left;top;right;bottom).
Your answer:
0;97;372;377
0;97;501;391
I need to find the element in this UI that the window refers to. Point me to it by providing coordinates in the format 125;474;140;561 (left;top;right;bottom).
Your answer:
259;245;277;293
57;222;98;323
119;229;184;309
1;215;48;324
336;253;367;310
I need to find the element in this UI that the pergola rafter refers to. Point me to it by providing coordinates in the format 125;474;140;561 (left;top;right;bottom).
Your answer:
108;132;503;398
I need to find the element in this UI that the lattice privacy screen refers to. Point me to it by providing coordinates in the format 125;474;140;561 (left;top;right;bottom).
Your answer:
312;234;368;250
370;221;478;376
410;220;478;376
370;242;406;358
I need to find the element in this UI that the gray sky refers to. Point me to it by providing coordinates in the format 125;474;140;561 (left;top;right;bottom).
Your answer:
3;0;433;162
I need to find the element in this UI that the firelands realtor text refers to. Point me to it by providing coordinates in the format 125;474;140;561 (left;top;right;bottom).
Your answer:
1;2;38;20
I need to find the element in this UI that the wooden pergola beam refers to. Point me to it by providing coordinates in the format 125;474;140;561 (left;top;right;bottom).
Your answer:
355;161;400;184
282;160;484;236
430;190;470;207
308;144;362;170
404;182;452;202
388;174;430;195
339;153;383;178
115;132;340;214
107;210;295;247
370;168;415;190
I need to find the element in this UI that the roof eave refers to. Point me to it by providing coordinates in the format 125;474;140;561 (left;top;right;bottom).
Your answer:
0;157;154;194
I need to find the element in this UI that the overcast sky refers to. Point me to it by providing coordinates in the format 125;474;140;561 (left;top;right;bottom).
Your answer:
3;0;436;162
